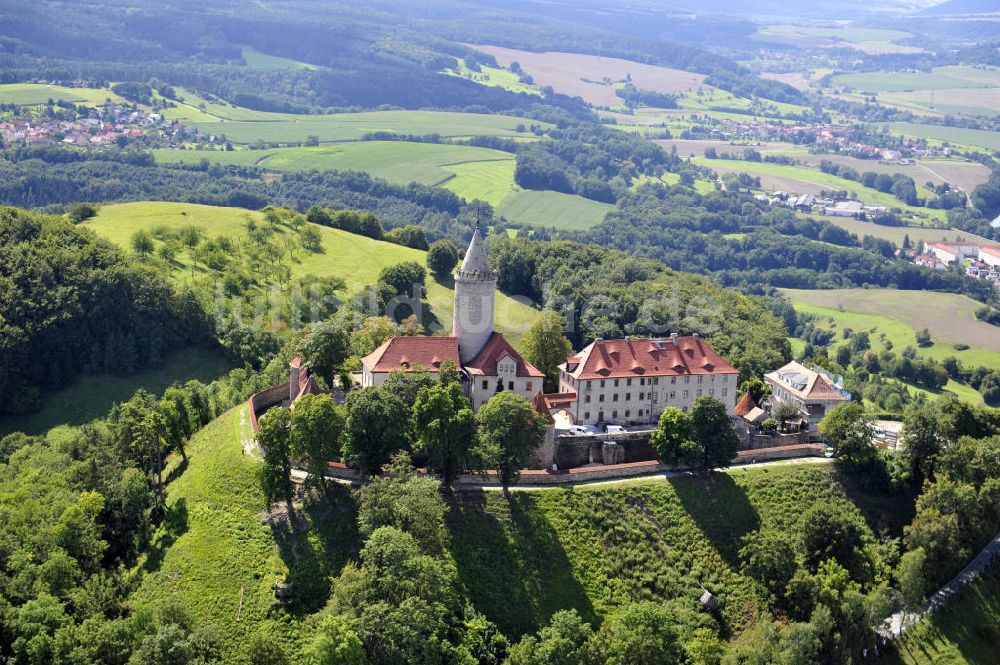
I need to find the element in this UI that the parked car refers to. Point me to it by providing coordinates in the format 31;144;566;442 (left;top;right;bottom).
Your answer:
606;425;626;434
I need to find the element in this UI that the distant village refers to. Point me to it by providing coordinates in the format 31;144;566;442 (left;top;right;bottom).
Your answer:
0;103;178;147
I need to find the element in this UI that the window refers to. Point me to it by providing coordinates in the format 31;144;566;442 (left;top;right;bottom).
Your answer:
612;410;618;418
614;379;620;387
685;377;690;384
585;412;590;420
612;394;618;402
697;389;703;397
683;390;689;399
526;382;533;392
654;378;659;385
670;391;676;399
709;389;714;396
640;377;645;386
599;395;605;403
626;378;632;386
698;376;703;383
600;380;606;388
508;381;514;390
722;388;728;397
585;394;591;403
625;410;630;418
625;393;631;401
639;392;644;401
670;377;676;385
482;380;488;389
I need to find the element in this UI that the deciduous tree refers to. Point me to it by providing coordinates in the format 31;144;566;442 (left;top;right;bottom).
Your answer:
476;391;547;495
343;388;408;477
522;310;572;393
649;407;699;467
412;382;476;486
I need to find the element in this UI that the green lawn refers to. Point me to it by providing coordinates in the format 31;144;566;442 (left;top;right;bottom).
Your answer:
0;83;125;106
495;189;615;231
0;347;233;437
780;288;1000;372
241;46;320;71
153;142;515;190
83;202;540;341
441;158;518;207
693;158;946;222
883;565;1000;665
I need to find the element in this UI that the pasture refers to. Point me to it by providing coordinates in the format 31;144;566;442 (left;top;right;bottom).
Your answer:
153;141;515;191
0;347;233;437
879;123;1000;153
84;202;541;340
444;59;541;96
0;83;125;106
792;155;990;193
693;157;946;222
752;24;920;54
813;214;993;247
495;189;615;231
470;44;706;108
831;71;988;93
241;46;320;71
779;288;1000;371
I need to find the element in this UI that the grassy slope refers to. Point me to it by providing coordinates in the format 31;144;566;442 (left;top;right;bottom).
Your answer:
880;123;1000;153
883;566;1000;665
0;347;233;437
241;46;320;71
813;215;993;247
0;83;126;106
496;190;615;231
693;158;946;222
152;142;514;189
780;288;1000;372
133;407;907;657
84;202;539;341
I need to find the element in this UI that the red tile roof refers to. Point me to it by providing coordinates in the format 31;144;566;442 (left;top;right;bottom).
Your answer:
531;392;555;424
765;361;848;403
464;332;544;378
562;336;738;380
361;336;460;373
734;392;757;417
981;245;1000;259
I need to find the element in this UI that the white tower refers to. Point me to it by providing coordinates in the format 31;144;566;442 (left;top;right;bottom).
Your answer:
453;224;497;363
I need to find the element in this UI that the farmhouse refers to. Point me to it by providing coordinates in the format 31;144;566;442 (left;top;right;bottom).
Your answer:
360;225;544;410
556;334;739;426
929;241;993;265
764;361;850;430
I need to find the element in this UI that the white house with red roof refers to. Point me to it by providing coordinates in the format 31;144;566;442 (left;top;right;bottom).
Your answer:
360;226;544;410
764;361;850;430
556;333;739;426
930;241;993;265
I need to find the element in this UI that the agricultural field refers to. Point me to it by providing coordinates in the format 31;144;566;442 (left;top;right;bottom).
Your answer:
656;138;799;159
83;202;541;340
779;288;1000;372
831;66;1000;118
693;157;947;223
131;404;903;658
878;123;1000;153
792;155;991;193
813;214;993;247
0;347;233;437
153;141;515;191
443;58;541;96
470;44;706;108
831;71;989;94
157;92;546;144
495;189;616;231
0;83;125;106
883;564;1000;665
241;46;320;71
759;69;832;92
752;24;921;54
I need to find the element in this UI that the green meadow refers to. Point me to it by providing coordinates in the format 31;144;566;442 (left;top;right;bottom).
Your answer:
241;46;320;71
878;123;1000;153
153;142;515;193
831;71;988;93
0;347;233;437
0;83;126;106
83;202;540;341
444;59;542;96
495;189;615;231
813;215;993;247
779;288;1000;373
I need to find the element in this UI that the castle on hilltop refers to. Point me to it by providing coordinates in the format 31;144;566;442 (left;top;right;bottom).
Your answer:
360;225;544;410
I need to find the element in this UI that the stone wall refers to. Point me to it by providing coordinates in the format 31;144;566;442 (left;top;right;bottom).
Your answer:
248;382;291;433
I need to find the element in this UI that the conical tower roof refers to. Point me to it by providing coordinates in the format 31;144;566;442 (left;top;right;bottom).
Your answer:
457;224;495;280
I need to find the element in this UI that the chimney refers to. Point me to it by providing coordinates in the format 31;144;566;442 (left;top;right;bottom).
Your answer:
670;332;678;345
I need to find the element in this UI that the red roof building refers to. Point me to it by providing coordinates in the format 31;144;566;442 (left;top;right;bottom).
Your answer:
556;334;739;426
